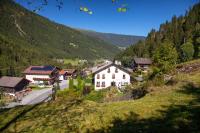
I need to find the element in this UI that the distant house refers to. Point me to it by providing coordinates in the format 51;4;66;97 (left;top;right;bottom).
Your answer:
58;69;77;81
0;76;30;95
59;70;67;81
64;69;77;79
92;62;131;90
23;66;59;85
133;58;152;70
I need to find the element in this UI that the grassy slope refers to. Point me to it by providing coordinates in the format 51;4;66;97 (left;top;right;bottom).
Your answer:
0;60;200;132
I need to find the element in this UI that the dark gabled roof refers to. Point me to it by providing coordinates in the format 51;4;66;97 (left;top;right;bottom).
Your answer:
92;63;132;75
134;58;152;65
64;69;76;74
23;65;57;75
0;76;30;88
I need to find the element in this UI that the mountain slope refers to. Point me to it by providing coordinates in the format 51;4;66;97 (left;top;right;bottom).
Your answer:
0;0;120;60
79;29;145;47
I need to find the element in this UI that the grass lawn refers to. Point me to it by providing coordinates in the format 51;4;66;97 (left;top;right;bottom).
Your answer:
64;58;80;66
0;69;200;132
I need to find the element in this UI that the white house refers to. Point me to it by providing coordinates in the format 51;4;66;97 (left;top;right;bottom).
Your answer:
92;62;131;90
23;66;59;85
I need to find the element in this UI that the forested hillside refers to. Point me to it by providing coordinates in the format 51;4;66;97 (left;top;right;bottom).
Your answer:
0;0;120;76
79;29;145;47
117;3;200;66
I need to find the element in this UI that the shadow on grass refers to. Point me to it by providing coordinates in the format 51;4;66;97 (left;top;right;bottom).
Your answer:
0;98;83;132
0;103;41;132
93;82;200;133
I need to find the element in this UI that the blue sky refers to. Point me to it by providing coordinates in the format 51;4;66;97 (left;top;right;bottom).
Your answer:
16;0;199;36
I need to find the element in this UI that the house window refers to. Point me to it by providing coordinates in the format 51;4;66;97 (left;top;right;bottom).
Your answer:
102;74;105;79
112;74;115;79
97;74;100;79
96;82;100;87
107;68;110;73
115;68;118;73
101;82;105;87
123;74;126;79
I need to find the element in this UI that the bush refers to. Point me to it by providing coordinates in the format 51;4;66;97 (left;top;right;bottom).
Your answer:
151;74;165;86
69;79;74;89
57;89;81;100
77;76;83;91
84;90;106;102
82;85;92;95
181;41;194;61
122;84;148;100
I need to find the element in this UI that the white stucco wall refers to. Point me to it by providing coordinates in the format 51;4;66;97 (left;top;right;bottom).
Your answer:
25;74;50;84
59;75;64;81
94;65;130;90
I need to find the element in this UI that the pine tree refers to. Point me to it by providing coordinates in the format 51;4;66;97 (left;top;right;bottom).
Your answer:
181;40;194;61
153;41;178;73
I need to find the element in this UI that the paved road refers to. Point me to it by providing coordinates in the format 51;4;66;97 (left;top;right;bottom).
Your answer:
1;88;53;108
59;80;69;90
21;88;52;105
2;80;68;108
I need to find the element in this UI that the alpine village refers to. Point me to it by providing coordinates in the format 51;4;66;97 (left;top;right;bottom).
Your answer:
0;0;200;132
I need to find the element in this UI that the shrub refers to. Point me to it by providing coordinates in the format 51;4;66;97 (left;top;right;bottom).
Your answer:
84;90;106;102
122;83;148;100
148;67;162;80
77;76;83;91
181;41;194;61
82;85;91;95
69;79;74;89
151;74;165;86
57;89;81;100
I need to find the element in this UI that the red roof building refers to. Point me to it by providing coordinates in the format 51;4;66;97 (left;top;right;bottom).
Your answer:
23;66;59;85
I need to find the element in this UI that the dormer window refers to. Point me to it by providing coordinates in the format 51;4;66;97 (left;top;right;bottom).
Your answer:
97;74;100;79
115;68;118;73
107;68;110;73
102;74;105;79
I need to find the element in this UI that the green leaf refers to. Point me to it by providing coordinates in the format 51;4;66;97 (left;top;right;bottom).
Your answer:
117;8;122;12
83;7;89;12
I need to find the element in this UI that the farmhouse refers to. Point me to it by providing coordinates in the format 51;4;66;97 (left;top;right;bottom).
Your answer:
0;76;30;95
92;62;131;90
23;66;59;85
133;57;152;70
